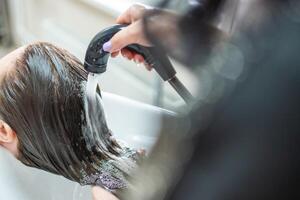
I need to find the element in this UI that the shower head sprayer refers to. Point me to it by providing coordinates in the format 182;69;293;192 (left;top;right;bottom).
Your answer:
84;24;193;103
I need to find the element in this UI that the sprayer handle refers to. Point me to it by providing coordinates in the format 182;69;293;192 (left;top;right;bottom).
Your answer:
126;44;176;81
84;24;176;81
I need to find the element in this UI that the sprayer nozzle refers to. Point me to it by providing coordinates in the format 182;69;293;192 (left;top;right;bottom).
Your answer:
83;25;126;74
84;61;107;74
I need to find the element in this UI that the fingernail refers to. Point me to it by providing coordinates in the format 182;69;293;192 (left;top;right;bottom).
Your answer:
103;41;112;52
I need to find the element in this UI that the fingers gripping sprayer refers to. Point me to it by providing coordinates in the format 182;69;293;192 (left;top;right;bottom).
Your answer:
84;24;193;104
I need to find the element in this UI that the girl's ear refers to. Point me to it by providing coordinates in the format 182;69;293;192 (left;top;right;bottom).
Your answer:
0;120;16;144
0;120;19;157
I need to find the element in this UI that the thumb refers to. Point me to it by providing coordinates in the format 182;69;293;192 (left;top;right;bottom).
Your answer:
103;24;137;53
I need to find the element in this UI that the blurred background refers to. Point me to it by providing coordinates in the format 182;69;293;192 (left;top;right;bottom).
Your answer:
0;0;199;111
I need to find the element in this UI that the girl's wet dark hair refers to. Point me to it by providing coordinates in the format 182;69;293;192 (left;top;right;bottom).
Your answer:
0;42;122;183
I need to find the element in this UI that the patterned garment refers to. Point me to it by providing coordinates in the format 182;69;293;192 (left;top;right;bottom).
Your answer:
79;143;142;192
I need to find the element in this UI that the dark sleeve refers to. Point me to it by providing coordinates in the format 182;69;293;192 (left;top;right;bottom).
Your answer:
174;0;226;66
164;9;300;200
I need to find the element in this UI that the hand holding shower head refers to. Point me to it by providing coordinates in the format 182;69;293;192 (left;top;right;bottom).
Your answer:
84;24;193;103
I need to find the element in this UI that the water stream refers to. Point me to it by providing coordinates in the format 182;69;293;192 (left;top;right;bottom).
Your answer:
80;73;142;192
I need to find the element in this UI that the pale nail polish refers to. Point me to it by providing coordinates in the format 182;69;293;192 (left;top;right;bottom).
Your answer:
103;41;112;52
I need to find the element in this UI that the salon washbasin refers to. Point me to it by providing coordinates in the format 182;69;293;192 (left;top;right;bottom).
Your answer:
0;92;176;200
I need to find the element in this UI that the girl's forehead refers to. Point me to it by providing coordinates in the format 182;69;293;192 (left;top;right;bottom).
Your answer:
0;45;27;78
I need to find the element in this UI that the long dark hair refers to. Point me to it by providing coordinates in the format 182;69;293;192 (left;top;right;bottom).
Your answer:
0;42;120;183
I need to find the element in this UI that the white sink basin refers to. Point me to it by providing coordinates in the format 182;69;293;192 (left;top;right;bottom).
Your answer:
0;92;176;200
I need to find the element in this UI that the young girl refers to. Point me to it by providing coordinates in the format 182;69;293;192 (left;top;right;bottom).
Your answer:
0;42;142;199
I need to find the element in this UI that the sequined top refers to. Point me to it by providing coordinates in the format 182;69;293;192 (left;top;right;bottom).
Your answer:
79;143;142;192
